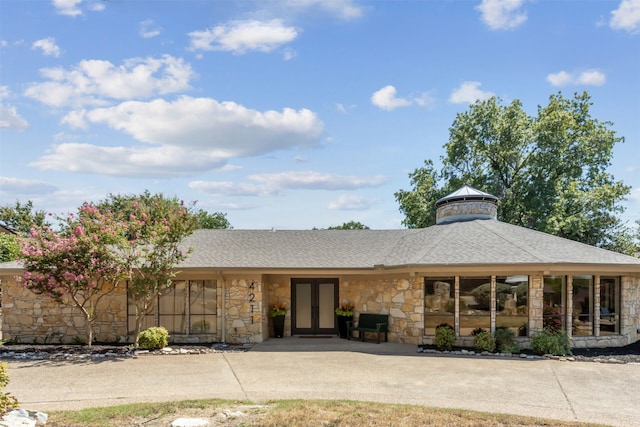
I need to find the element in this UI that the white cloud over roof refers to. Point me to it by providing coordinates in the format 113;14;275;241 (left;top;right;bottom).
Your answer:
448;81;495;104
188;20;298;54
32;37;61;57
328;194;381;210
546;70;606;87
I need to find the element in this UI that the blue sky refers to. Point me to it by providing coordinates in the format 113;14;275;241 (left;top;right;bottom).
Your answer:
1;0;639;230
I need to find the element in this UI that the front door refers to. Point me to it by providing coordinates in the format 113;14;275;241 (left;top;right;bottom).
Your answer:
291;278;338;335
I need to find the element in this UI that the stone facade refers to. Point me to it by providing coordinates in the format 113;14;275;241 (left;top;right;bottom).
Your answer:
436;200;498;224
1;273;639;348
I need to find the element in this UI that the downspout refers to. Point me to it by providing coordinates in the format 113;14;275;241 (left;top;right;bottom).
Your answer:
219;271;226;343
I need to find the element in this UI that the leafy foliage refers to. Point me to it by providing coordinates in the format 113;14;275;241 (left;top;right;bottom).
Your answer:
137;326;169;350
0;200;48;235
96;191;197;345
327;221;370;230
0;362;18;416
473;331;496;352
395;92;631;250
193;210;231;229
0;234;19;262
18;203;128;346
434;323;455;351
494;327;520;353
530;328;572;356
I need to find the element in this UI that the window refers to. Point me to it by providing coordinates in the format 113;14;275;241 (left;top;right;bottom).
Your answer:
599;277;620;334
127;280;217;335
459;277;491;335
543;276;565;331
189;280;216;334
495;275;529;336
424;277;454;334
572;276;593;336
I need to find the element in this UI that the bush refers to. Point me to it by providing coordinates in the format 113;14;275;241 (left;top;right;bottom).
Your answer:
137;326;169;350
0;362;18;416
471;327;486;336
530;328;572;356
434;323;456;351
494;327;520;353
473;331;496;352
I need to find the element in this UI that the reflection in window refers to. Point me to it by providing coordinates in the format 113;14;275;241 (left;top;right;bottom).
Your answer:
424;278;454;335
599;277;619;335
189;280;216;334
543;276;565;331
495;276;529;336
127;280;217;336
459;277;491;336
572;276;593;336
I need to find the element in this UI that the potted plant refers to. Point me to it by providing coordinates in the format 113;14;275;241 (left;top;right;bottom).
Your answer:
270;302;287;338
335;302;354;338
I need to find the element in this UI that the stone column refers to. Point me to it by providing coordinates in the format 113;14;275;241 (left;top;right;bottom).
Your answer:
490;276;496;333
529;275;543;336
566;276;573;338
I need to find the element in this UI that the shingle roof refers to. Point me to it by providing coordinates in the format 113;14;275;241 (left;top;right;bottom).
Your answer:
177;220;640;270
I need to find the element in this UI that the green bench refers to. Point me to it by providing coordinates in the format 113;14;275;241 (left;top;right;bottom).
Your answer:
346;313;389;344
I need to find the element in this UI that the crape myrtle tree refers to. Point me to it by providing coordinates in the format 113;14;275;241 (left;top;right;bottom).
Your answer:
18;203;128;346
395;92;632;250
97;191;198;346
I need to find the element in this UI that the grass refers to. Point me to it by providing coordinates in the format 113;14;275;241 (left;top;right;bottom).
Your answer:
44;399;611;427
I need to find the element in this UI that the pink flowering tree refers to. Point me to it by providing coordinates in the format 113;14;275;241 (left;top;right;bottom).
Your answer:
18;203;128;346
97;192;197;345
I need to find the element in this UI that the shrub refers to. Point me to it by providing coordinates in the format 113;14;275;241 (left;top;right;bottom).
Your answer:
473;331;496;352
530;328;572;356
494;327;520;353
434;323;456;351
471;327;486;336
137;326;169;350
0;363;18;416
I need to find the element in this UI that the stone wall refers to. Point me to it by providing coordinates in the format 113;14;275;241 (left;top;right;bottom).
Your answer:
265;277;290;338
1;277;128;344
223;277;263;344
621;275;640;344
341;276;424;344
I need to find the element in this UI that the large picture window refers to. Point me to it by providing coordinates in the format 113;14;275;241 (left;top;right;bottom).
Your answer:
572;275;593;336
424;277;454;335
543;276;565;331
495;275;529;336
459;277;491;335
127;280;217;336
599;277;620;334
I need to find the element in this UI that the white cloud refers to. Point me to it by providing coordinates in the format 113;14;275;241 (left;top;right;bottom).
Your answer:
371;85;432;111
139;19;163;39
189;181;278;197
188;20;298;54
282;0;363;20
629;187;640;201
0;176;58;196
52;0;83;16
33;97;324;177
328;194;381;210
0;86;28;130
546;70;606;87
24;55;194;107
476;0;528;30
248;170;389;190
32;37;61;57
610;0;640;34
448;81;495;104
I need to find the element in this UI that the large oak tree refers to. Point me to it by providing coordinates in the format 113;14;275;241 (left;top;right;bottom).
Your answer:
395;92;631;249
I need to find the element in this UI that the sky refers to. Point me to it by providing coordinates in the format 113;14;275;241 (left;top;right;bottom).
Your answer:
1;0;639;230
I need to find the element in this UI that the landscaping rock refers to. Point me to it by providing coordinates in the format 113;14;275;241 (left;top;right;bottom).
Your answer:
0;409;48;427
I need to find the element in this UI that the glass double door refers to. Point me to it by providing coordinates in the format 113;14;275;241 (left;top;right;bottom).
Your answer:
291;278;338;335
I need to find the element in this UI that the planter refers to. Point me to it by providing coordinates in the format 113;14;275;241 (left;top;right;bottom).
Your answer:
272;314;285;338
337;315;353;339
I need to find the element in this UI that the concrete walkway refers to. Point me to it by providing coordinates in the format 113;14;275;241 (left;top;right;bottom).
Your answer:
5;337;640;426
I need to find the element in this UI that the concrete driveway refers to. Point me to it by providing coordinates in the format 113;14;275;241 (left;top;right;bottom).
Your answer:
5;338;640;426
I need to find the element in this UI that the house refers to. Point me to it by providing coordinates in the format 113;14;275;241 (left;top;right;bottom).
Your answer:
1;186;639;349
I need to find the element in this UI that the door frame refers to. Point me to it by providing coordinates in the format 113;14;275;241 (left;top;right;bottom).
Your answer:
291;278;339;335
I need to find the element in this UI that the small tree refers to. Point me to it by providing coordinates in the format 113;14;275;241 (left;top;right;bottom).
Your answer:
18;203;128;346
327;221;370;230
0;234;19;263
98;192;197;345
0;200;49;235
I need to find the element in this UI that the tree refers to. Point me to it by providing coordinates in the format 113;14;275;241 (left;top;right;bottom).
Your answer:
0;201;48;235
0;234;19;263
395;92;631;249
97;192;197;345
18;203;128;346
327;221;370;230
193;210;231;229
